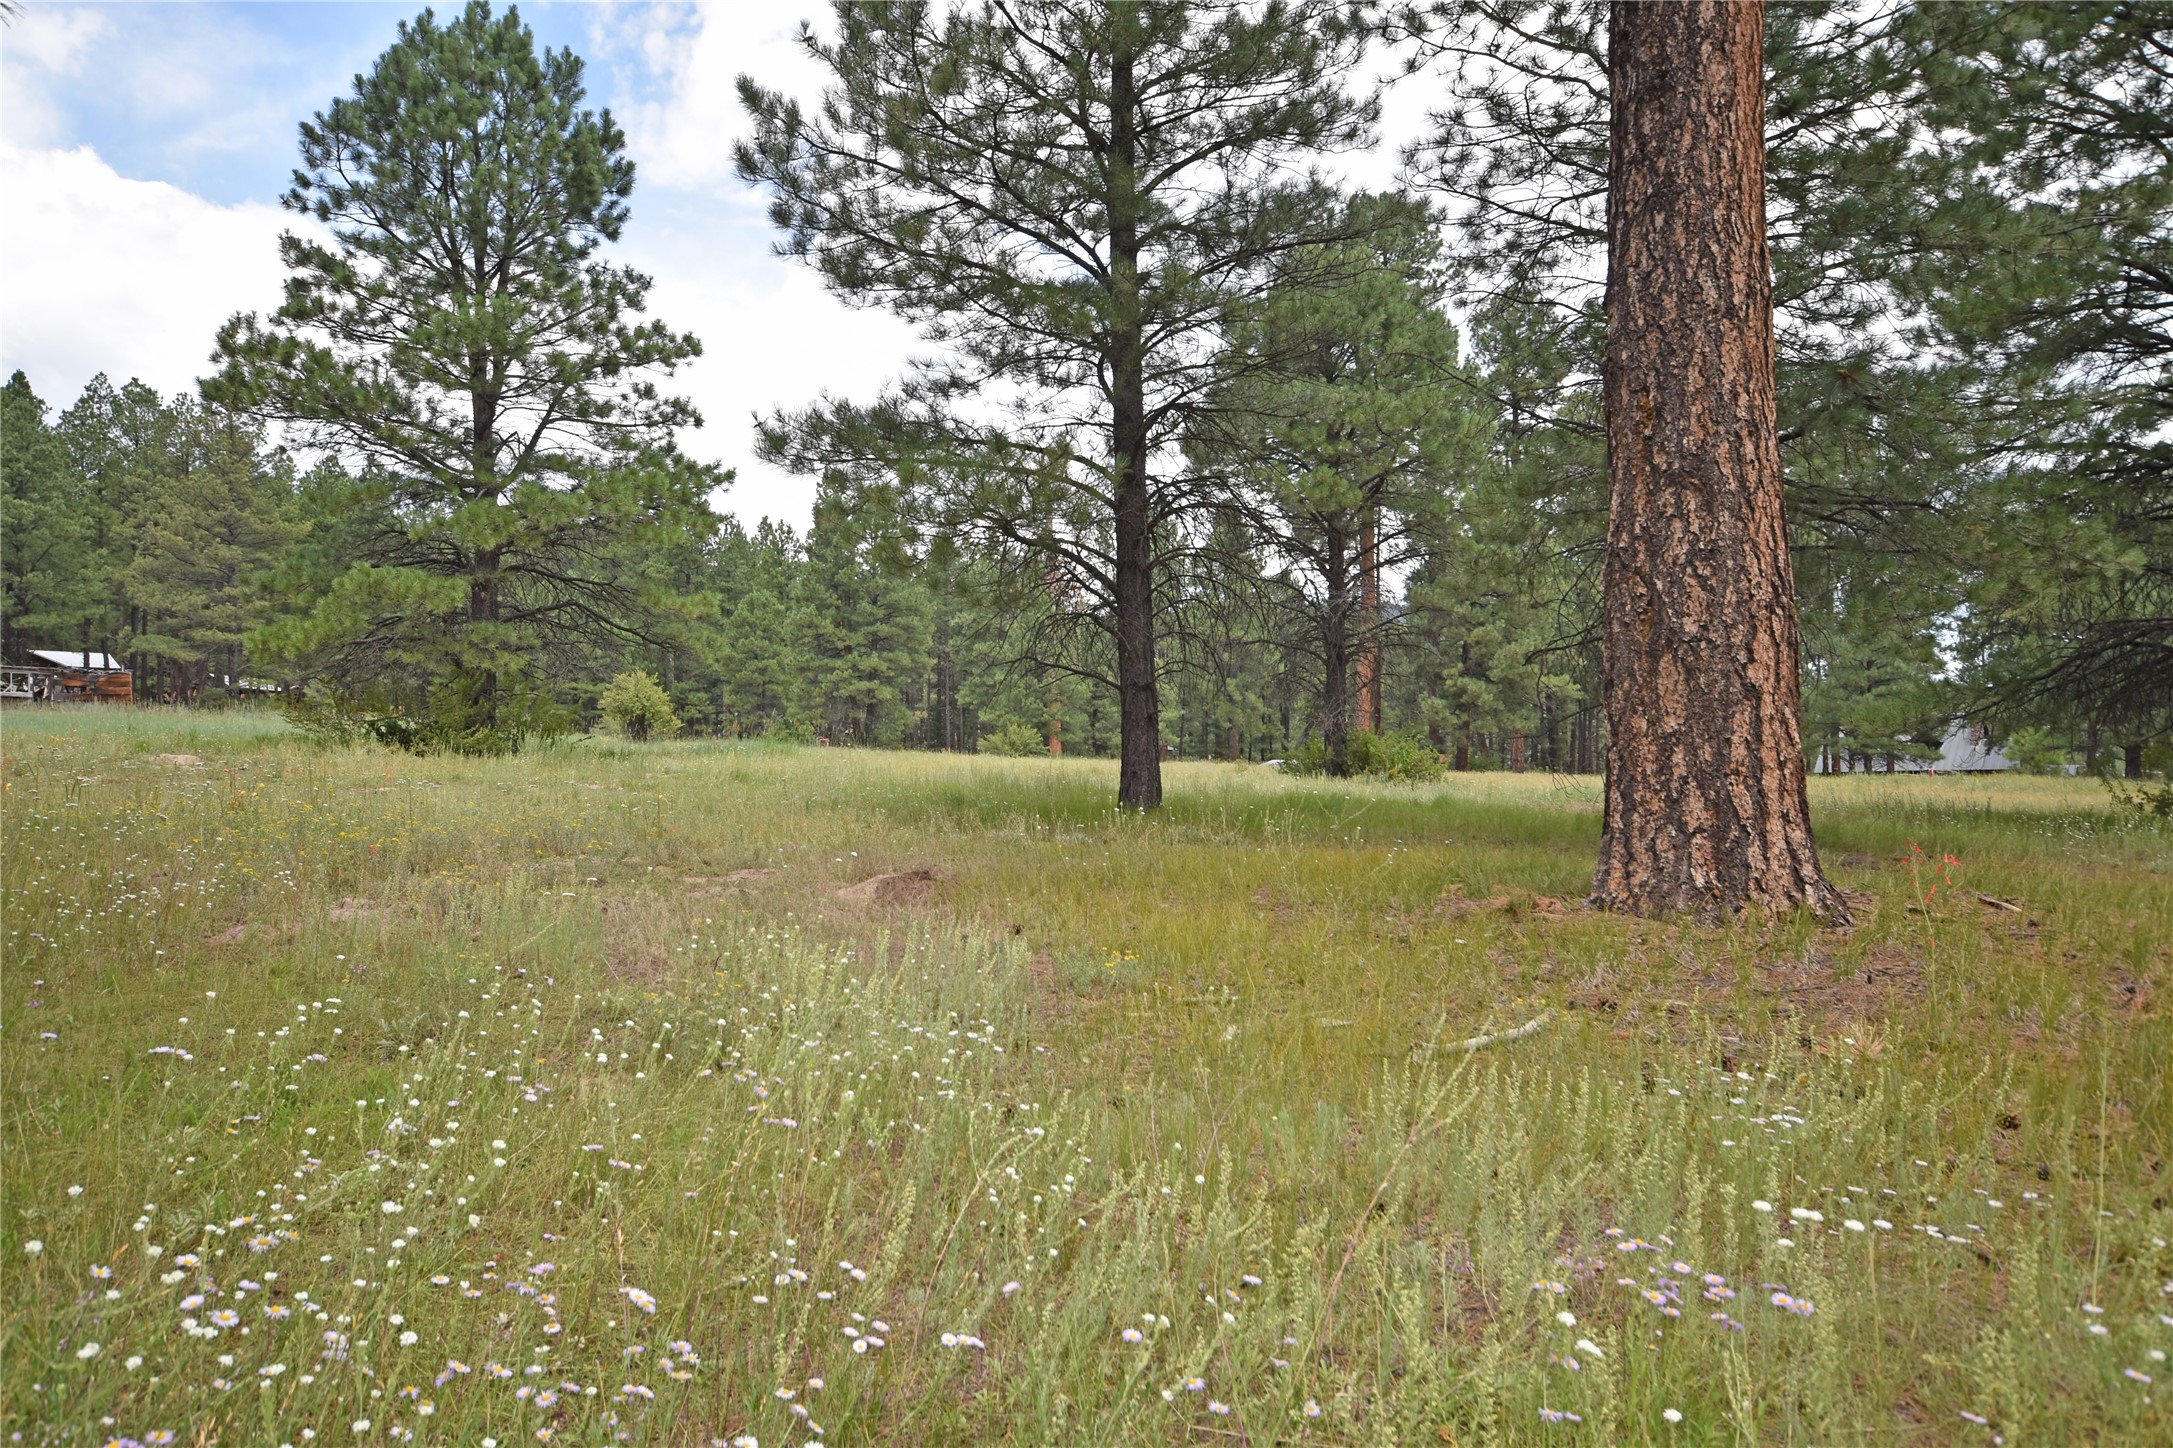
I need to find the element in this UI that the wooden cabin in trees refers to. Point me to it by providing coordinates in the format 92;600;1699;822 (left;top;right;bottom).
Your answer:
0;650;134;703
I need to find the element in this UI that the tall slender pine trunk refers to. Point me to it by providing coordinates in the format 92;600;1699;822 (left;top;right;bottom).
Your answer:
1592;0;1846;923
1354;511;1380;734
463;348;503;731
1111;374;1159;805
1110;43;1163;808
1321;520;1353;778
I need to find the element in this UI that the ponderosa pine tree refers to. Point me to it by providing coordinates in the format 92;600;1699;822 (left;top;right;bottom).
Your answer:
1592;0;1846;922
1193;194;1478;777
738;0;1376;807
207;0;715;742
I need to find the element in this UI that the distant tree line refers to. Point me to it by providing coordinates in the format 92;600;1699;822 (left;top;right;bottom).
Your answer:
0;362;1579;766
2;0;2165;791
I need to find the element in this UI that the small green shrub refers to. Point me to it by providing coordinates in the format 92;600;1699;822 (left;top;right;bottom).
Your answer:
1350;728;1446;780
598;669;681;742
979;719;1048;756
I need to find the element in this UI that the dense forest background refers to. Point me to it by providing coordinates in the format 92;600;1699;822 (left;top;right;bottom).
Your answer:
2;0;2166;778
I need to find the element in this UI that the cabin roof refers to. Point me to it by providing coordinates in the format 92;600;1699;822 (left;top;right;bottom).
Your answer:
25;650;125;670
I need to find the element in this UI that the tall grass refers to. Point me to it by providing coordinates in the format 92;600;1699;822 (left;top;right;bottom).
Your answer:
3;706;2166;1444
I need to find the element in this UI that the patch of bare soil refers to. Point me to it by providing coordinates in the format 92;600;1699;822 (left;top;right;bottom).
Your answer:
1023;948;1090;1030
328;897;376;923
604;941;673;986
2107;969;2157;1017
205;921;248;945
1753;944;1924;1021
155;753;203;767
836;868;941;906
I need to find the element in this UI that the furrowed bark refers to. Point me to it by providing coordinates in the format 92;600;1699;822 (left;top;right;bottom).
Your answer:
1110;40;1163;809
1593;0;1846;924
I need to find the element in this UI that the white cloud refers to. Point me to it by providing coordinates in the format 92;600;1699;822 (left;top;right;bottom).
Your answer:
0;140;294;403
0;125;920;534
2;3;109;77
597;0;830;195
1;3;321;169
587;1;929;529
0;3;109;149
615;210;927;531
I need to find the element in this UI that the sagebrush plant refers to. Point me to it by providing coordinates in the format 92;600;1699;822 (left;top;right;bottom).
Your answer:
2;707;2166;1444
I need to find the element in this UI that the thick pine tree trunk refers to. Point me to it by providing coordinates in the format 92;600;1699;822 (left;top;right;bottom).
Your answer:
1592;0;1846;923
1110;44;1163;809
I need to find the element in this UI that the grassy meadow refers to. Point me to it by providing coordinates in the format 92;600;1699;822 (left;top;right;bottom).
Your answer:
2;705;2168;1446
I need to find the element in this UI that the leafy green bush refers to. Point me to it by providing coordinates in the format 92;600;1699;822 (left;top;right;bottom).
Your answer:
1353;729;1446;780
597;669;681;742
1283;729;1445;780
979;720;1048;756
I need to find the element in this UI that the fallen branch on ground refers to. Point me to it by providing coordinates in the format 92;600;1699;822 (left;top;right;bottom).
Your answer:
1412;1010;1554;1058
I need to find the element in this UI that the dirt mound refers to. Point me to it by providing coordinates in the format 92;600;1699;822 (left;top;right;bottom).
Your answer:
836;868;941;906
155;753;203;767
205;921;248;945
328;897;376;923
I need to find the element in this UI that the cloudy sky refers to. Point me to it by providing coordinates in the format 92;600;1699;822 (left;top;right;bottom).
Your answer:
2;1;1422;531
